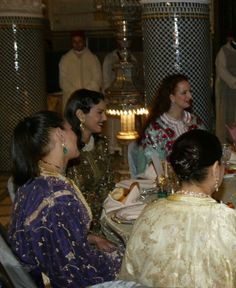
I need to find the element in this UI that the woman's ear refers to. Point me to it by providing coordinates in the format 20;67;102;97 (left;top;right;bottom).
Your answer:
169;94;175;104
75;109;85;123
212;160;221;180
55;127;64;142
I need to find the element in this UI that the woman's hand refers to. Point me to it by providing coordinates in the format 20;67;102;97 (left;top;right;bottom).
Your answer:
87;234;117;252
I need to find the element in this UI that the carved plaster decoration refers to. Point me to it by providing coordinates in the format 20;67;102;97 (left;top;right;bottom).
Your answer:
0;0;43;17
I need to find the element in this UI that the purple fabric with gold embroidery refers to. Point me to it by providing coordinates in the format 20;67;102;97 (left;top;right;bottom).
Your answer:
8;175;122;287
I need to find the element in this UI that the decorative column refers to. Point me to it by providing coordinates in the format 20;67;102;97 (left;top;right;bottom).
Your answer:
0;0;46;172
141;0;212;129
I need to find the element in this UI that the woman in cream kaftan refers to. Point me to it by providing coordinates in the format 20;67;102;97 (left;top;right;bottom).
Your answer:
119;194;236;287
120;129;236;288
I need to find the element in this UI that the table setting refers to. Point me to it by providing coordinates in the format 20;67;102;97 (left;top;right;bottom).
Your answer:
102;143;236;244
101;154;178;243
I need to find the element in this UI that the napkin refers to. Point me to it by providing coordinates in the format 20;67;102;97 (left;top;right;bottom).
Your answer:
151;153;164;176
136;163;157;180
136;153;165;180
116;178;156;190
104;184;143;214
115;203;146;220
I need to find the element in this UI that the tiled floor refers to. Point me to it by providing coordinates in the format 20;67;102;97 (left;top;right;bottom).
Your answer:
0;174;12;229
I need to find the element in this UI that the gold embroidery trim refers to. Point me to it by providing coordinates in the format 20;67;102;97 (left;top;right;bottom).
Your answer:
24;190;73;226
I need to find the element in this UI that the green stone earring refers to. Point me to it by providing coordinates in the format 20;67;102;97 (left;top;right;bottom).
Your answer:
62;143;68;155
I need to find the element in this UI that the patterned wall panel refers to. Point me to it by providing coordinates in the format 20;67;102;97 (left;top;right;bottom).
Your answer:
0;16;46;171
141;0;212;129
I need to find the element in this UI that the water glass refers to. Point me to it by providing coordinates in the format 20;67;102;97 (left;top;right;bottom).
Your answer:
222;143;232;166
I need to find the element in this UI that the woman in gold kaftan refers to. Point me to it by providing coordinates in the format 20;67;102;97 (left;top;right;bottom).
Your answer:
119;129;236;287
65;89;115;234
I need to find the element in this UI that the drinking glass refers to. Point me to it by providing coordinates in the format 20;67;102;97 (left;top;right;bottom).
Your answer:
222;143;232;166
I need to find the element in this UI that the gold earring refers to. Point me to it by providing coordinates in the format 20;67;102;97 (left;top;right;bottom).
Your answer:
80;121;85;131
215;178;219;192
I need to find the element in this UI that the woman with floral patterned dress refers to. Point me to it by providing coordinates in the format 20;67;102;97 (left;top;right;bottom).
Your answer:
131;74;205;176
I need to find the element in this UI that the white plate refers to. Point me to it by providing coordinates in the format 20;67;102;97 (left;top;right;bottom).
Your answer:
111;213;135;224
224;174;236;179
116;179;156;189
115;203;146;221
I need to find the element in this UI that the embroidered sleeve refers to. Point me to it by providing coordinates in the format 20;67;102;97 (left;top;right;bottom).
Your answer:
22;194;121;287
142;121;175;161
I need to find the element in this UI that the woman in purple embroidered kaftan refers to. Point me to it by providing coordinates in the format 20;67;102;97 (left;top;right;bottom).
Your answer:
8;111;122;288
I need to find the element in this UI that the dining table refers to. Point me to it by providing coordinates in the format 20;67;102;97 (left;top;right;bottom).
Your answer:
101;182;165;245
101;169;236;246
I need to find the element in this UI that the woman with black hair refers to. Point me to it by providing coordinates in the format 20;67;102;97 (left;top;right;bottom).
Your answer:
120;129;236;287
8;111;122;287
65;89;115;234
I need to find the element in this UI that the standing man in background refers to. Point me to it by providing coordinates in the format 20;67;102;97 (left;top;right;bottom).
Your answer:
215;32;236;142
59;30;102;110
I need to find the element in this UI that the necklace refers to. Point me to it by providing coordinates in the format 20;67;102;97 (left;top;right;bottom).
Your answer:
82;135;94;152
39;159;65;174
39;163;92;223
175;190;210;198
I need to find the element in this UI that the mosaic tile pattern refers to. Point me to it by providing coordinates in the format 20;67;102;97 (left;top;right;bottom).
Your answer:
141;1;212;129
0;16;47;172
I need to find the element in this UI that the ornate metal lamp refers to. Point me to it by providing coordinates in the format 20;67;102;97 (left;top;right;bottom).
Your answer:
94;0;148;171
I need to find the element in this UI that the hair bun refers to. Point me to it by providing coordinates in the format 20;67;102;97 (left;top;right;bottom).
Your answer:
171;146;199;180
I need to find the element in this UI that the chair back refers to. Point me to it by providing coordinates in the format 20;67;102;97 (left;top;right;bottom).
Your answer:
0;225;37;288
128;141;147;178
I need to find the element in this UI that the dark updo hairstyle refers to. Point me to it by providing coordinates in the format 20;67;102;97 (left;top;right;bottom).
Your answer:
137;74;189;145
64;89;105;149
12;111;65;186
169;129;222;183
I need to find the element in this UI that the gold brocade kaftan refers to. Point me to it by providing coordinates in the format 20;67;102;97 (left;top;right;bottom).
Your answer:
67;135;115;234
119;194;236;288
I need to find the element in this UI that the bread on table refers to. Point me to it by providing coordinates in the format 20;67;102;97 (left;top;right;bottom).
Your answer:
110;182;140;203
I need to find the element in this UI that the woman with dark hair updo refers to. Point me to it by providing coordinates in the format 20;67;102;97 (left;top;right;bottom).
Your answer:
131;74;205;176
8;111;122;287
120;129;236;287
65;89;115;234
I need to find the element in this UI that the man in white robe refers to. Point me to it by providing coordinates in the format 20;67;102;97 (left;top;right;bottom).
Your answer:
215;34;236;142
59;31;102;110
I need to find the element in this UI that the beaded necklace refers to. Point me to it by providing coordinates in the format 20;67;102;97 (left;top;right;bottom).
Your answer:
175;190;211;198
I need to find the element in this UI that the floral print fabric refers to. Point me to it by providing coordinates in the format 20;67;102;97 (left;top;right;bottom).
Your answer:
141;111;205;162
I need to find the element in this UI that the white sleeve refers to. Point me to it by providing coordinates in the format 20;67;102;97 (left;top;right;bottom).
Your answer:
58;56;75;93
102;54;113;91
215;47;236;89
87;55;102;92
